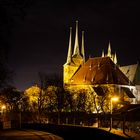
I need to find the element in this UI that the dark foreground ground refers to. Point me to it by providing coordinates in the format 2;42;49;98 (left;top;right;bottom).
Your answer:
0;129;63;140
22;123;134;140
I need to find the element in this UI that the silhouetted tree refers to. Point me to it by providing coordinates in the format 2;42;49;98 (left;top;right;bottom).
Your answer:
63;90;73;112
0;86;22;111
77;92;87;112
37;72;63;112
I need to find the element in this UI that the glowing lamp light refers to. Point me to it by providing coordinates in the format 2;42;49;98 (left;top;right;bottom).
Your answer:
111;97;119;102
109;96;119;131
1;105;6;110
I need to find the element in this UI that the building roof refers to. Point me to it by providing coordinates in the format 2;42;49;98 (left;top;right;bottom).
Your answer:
120;63;140;85
135;68;140;85
70;57;132;86
120;64;138;83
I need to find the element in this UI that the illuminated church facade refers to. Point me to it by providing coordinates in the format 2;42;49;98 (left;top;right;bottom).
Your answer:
63;21;140;106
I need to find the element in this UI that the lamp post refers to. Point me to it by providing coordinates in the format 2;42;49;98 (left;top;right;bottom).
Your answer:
109;97;118;132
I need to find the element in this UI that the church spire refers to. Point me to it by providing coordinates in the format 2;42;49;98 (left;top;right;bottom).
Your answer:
101;49;105;57
114;52;117;64
81;31;85;63
107;41;111;57
66;27;72;64
73;20;80;56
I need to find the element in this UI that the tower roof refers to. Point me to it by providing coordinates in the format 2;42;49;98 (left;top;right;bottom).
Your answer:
66;27;72;64
81;31;85;63
107;41;111;57
72;20;81;57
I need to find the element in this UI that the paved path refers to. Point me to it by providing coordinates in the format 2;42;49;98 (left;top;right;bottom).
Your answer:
0;129;63;140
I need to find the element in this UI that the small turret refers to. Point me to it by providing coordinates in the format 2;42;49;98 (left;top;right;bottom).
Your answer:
107;41;111;57
114;52;117;64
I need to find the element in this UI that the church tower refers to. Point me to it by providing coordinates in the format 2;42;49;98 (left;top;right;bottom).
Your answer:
72;21;84;65
63;21;85;86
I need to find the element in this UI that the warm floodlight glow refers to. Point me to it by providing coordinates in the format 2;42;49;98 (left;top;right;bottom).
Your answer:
111;97;119;102
71;79;74;82
1;105;6;110
109;96;119;131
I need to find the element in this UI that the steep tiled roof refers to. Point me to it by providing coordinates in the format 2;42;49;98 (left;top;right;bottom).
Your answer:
120;64;140;85
70;57;132;85
120;64;138;82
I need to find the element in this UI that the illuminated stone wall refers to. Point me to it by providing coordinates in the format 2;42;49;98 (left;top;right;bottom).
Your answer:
63;64;78;85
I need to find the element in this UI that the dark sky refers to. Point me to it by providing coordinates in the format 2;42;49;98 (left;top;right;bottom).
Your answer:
8;0;140;90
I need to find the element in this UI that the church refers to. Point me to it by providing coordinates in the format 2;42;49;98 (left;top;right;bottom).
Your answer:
63;21;140;109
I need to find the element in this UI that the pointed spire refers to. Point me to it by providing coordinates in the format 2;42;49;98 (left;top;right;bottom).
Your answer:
114;52;117;64
66;27;72;64
107;41;111;57
81;31;85;63
73;20;80;56
101;49;105;57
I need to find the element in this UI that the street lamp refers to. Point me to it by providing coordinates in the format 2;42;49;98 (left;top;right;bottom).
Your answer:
109;97;119;132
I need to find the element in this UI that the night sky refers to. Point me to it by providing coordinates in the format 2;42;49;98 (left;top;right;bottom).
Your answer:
7;0;140;90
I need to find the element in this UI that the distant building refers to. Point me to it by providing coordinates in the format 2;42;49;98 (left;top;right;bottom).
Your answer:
63;21;140;107
120;63;140;103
